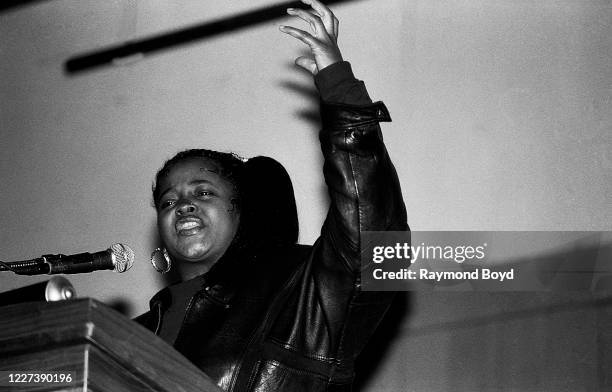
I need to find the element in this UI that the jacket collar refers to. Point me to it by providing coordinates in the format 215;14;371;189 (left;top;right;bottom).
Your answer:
149;246;257;312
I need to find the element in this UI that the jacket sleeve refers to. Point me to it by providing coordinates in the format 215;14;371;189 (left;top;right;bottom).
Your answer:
310;98;408;369
267;68;408;380
318;101;408;269
314;61;408;270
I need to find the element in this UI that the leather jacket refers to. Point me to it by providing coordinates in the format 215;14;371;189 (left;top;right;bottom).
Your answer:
136;100;408;391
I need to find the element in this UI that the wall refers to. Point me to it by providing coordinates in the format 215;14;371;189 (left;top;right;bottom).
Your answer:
1;1;611;390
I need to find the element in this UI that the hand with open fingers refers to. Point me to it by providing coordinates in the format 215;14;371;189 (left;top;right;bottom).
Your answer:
279;0;343;75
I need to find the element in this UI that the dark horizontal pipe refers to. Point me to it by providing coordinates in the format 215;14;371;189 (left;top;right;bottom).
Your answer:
0;0;46;13
65;0;355;74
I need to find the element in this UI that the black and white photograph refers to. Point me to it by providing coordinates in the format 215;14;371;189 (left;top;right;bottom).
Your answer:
1;1;611;391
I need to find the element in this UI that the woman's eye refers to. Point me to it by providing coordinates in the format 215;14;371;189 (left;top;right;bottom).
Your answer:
160;200;175;209
195;190;213;198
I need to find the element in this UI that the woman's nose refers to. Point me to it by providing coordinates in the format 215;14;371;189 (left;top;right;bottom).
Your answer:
175;199;197;215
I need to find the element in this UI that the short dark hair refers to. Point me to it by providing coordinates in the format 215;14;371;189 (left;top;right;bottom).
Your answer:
152;149;245;210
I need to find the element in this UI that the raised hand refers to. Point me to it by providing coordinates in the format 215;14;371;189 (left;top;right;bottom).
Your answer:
279;0;343;75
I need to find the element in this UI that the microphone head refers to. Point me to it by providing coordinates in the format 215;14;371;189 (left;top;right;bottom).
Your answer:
109;243;135;273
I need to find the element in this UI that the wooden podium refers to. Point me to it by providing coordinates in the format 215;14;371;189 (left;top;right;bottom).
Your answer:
0;299;222;392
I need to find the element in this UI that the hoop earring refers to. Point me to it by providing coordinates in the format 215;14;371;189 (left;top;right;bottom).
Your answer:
150;248;171;274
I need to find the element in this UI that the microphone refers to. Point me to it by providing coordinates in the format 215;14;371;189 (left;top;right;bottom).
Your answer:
0;243;135;275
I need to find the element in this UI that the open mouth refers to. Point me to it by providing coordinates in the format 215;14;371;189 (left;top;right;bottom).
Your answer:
176;217;204;235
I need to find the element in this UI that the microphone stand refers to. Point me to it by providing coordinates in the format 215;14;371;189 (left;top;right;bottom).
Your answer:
0;258;50;275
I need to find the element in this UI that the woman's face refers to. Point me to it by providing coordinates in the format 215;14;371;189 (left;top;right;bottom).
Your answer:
156;157;240;266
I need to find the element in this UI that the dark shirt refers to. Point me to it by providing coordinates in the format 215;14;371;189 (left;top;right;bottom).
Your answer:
315;61;372;105
158;273;207;343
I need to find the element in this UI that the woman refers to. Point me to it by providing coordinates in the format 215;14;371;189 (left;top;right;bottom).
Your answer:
136;0;408;390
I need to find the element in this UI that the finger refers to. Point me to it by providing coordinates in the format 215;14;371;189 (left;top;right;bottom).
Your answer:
279;25;319;48
301;0;331;18
295;56;318;75
301;0;335;37
286;8;328;40
332;15;339;42
330;14;340;43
